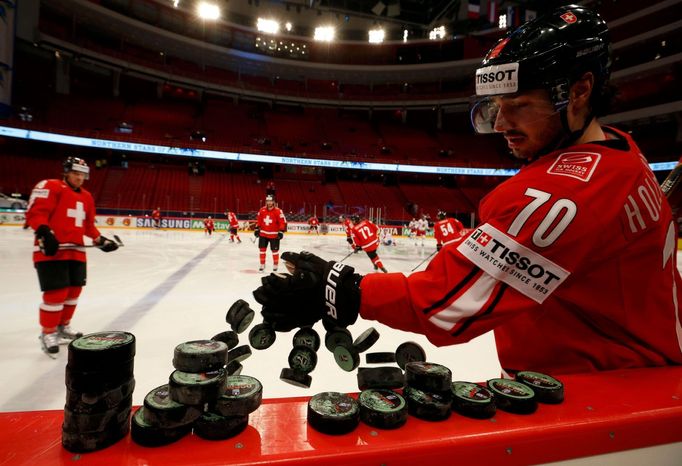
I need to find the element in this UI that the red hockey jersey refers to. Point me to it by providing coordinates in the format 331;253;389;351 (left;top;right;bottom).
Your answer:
227;212;239;228
308;217;319;226
434;218;465;247
256;206;287;239
360;127;682;374
26;179;100;263
204;218;214;230
343;218;353;236
351;220;380;252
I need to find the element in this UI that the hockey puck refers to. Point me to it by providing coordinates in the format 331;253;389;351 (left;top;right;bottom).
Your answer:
193;412;248;440
168;368;226;405
65;378;136;414
292;327;321;352
279;367;312;388
213;375;263;417
228;301;255;334
65;359;135;393
226;299;250;324
226;360;243;376
487;378;537;415
450;381;496;419
288;346;318;374
405;362;452;393
67;332;136;371
333;344;360;372
228;345;252;363
62;415;130;453
172;340;228;372
63;398;132;432
131;407;191;447
211;331;239;350
404;386;451;421
142;384;202;427
324;328;353;352
357;367;404;391
307;392;359;435
516;371;564;404
358;389;408;429
353;327;380;353
365;352;396;364
248;323;276;350
395;342;426;370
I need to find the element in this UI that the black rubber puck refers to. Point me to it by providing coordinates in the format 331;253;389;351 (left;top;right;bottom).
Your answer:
193;412;248;440
352;327;380;353
131;407;191;447
168;368;226;405
213;375;263;417
487;378;537;414
357;367;404;391
288;345;318;374
226;359;243;376
333;344;360;372
172;340;228;372
67;332;136;371
65;378;136;414
450;381;496;419
228;345;252;363
324;328;353;352
293;327;321;352
226;299;249;324
62;415;130;453
248;323;277;350
395;341;426;370
63;397;132;432
231;304;255;334
307;392;359;435
280;367;312;388
405;362;452;393
404;386;451;421
142;384;202;427
365;352;396;364
358;389;408;429
516;371;564;404
65;359;134;393
211;331;239;350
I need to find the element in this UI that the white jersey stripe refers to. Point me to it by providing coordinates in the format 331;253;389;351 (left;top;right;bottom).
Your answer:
64;299;79;306
428;273;498;331
40;303;64;312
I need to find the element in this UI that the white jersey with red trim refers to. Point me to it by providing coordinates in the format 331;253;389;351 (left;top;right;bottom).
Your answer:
360;128;682;374
26;179;100;263
256;206;287;239
415;218;428;236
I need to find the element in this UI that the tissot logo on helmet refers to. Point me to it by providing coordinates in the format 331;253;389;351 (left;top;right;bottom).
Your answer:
475;63;519;96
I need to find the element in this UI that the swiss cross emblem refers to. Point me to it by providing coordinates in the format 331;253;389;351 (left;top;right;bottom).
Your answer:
560;12;577;24
476;232;491;246
487;38;510;60
263;216;273;226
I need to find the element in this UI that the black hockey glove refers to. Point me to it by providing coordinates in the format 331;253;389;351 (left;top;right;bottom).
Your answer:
354;246;362;253
96;236;119;252
252;251;362;332
436;243;442;251
254;228;260;238
36;225;59;256
346;237;354;246
277;231;284;240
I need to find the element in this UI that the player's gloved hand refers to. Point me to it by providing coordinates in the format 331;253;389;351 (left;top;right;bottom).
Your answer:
254;228;260;238
36;225;59;256
346;237;354;246
253;251;362;332
96;235;119;252
354;246;362;253
277;231;284;240
436;243;442;251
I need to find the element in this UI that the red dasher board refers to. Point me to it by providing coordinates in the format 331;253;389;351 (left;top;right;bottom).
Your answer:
1;366;681;466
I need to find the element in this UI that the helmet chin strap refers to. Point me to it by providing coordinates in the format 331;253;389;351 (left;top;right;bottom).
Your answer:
519;106;594;163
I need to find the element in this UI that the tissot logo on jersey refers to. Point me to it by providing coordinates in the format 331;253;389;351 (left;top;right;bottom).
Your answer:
475;63;519;95
458;224;569;303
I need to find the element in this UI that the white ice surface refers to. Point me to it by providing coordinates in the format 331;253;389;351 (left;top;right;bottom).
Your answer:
0;226;503;412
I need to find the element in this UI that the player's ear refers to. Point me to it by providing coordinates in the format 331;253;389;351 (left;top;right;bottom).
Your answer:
570;72;594;112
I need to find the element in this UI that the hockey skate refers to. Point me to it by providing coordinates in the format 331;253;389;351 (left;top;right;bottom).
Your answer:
57;325;83;344
273;266;278;272
258;265;265;272
40;332;59;359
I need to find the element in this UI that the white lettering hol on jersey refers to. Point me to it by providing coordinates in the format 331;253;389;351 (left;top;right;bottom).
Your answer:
67;201;86;227
457;224;570;304
263;216;273;226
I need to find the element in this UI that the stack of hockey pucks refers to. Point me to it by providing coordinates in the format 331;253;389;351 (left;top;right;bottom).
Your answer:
279;326;321;388
62;331;136;453
402;361;453;422
225;299;255;374
484;371;565;415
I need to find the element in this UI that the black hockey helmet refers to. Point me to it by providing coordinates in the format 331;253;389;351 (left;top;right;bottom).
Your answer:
471;4;611;134
63;157;90;179
437;210;447;220
350;215;360;224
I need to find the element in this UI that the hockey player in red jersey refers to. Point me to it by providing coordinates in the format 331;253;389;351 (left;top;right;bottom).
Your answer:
433;211;465;251
151;207;161;229
255;195;287;272
349;215;387;273
204;216;215;236
307;216;320;235
225;208;241;243
26;157;119;356
340;215;354;248
254;6;682;374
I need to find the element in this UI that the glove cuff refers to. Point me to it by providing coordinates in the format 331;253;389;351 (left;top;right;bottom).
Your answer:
322;262;361;328
36;225;51;236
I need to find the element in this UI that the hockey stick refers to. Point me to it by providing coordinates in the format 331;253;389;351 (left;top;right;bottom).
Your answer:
661;162;682;217
338;249;357;263
58;235;125;250
411;250;438;272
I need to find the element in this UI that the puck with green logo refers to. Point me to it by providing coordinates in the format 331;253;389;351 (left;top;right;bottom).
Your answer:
359;389;408;429
248;323;277;350
516;371;564;404
487;378;537;414
293;327;321;352
213;375;263;416
307;392;359;435
324;328;353;352
130;407;191;447
193;412;249;440
395;342;426;370
67;331;136;370
333;344;360;372
404;386;452;421
450;381;496;419
142;384;202;427
405;362;452;393
168;368;226;405
288;345;318;373
172;340;228;373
